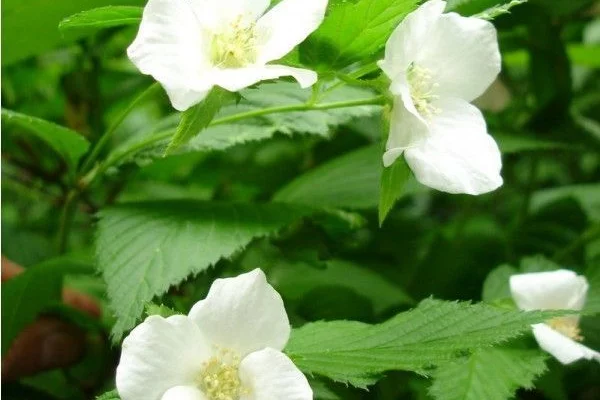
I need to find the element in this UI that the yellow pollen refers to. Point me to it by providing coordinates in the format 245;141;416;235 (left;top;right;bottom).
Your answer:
547;317;583;341
210;16;257;68
407;63;440;118
197;349;244;400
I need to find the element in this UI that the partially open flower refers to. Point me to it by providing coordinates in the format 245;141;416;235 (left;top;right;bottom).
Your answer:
116;269;312;400
510;269;600;365
378;0;502;195
128;0;327;111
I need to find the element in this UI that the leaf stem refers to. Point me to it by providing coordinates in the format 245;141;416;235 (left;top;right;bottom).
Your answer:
81;95;386;191
211;95;386;126
79;82;161;174
553;223;600;263
57;190;79;253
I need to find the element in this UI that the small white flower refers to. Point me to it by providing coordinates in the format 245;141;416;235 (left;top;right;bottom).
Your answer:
128;0;328;111
378;0;503;195
510;269;600;365
116;269;312;400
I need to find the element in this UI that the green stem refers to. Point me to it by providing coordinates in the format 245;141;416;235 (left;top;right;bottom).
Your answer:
211;95;386;126
57;190;78;254
79;82;161;174
324;61;382;94
81;95;387;189
553;223;600;263
59;83;161;252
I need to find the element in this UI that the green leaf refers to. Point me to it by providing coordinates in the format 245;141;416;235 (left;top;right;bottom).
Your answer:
379;157;411;225
286;298;563;387
568;45;600;68
585;263;600;315
494;133;577;154
59;6;142;38
165;87;235;155
1;254;93;355
429;347;547;400
187;83;380;151
1;0;144;66
482;264;518;303
145;303;178;318
445;0;522;16
96;201;313;339
530;184;600;222
96;389;120;400
106;83;379;169
300;0;419;68
274;145;381;209
274;144;422;210
1;108;90;172
473;0;527;20
271;259;414;314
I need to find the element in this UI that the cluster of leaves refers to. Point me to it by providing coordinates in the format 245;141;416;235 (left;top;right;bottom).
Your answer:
2;0;600;399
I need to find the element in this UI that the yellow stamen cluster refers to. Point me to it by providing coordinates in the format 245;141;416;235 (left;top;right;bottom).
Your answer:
407;63;440;118
547;317;583;341
197;349;244;400
210;16;257;68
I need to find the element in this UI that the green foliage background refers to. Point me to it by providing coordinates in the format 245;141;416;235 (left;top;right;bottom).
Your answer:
1;0;599;399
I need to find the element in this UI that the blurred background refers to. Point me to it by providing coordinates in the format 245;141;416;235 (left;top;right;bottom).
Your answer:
2;0;600;399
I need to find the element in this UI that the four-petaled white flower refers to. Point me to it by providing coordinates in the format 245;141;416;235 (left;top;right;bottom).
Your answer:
378;0;503;195
510;269;600;365
116;269;312;400
128;0;327;111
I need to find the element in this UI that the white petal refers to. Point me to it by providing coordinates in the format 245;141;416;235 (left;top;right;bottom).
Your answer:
403;97;503;194
239;348;312;400
256;0;328;63
189;0;270;29
383;97;428;167
416;12;501;102
116;315;211;400
532;323;600;365
189;269;290;357
127;0;213;111
378;0;446;80
212;65;316;92
510;270;589;311
161;386;208;400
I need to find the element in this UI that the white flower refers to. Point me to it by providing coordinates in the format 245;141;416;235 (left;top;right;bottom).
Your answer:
128;0;327;111
116;269;312;400
510;269;600;365
378;0;503;195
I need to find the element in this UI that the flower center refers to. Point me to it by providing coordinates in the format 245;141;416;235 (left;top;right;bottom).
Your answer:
197;349;244;400
407;63;439;119
210;16;257;68
547;317;583;341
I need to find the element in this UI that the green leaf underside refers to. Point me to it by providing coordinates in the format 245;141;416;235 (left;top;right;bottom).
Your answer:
379;157;411;225
59;6;142;37
1;255;94;355
481;264;518;303
271;259;414;314
274;145;381;209
429;347;547;400
106;83;379;169
274;144;422;210
584;263;600;315
96;201;313;340
96;389;120;400
301;0;419;68
530;184;600;222
165;87;236;155
494;133;577;154
1;108;90;171
286;298;563;387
